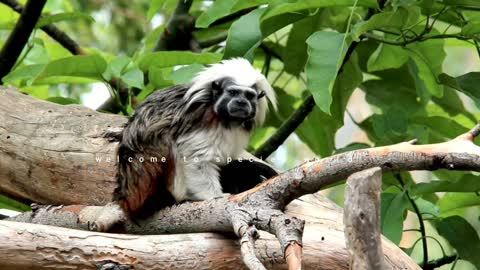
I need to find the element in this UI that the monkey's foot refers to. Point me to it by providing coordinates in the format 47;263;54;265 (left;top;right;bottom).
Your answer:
78;203;125;232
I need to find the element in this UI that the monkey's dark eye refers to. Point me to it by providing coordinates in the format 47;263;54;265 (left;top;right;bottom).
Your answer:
227;89;240;96
212;80;222;91
258;91;266;99
245;91;256;100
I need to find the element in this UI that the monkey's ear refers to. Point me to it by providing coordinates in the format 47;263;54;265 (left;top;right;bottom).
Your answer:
258;90;266;99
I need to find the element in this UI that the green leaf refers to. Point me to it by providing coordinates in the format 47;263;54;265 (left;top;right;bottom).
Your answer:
165;64;204;84
438;193;480;214
103;56;131;80
121;68;144;89
462;20;480;37
436;216;480;268
414;197;440;217
20;85;49;99
444;0;480;8
249;126;277;150
284;14;322;76
411;174;480;195
148;66;173;88
411;116;469;139
137;51;221;71
36;12;94;28
224;8;306;60
352;7;421;40
36;55;107;81
0;194;30;212
196;0;267;28
306;31;350;114
46;97;80;105
439;72;480;106
297;108;340;157
362;79;422;114
147;0;166;21
2;64;45;84
406;39;446;98
367;43;409;72
432;87;476;121
334;143;370;154
331;52;363;120
262;0;377;22
381;192;409;244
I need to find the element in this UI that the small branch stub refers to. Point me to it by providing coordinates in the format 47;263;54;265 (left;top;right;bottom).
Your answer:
344;167;385;270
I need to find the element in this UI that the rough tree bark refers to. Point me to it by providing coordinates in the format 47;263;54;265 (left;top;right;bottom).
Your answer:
1;86;479;269
344;168;384;270
0;194;419;270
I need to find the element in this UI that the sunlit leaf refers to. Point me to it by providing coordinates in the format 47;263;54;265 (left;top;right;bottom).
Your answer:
36;55;107;81
411;174;480;195
137;51;221;71
439;72;480;106
36;12;94;28
196;0;267;28
367;43;409;72
262;0;377;22
166;64;204;84
46;96;80;105
121;68;144;89
306;31;350;114
224;8;306;60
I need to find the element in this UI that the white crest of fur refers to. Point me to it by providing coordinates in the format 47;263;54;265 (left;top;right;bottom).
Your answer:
185;58;277;126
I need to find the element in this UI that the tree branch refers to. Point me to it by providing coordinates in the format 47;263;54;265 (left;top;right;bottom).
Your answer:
154;0;196;52
344;168;385;270
0;0;47;83
0;0;85;55
362;32;472;46
419;255;458;269
3;193;421;270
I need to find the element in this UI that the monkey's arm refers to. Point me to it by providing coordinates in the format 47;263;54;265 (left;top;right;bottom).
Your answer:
220;151;278;194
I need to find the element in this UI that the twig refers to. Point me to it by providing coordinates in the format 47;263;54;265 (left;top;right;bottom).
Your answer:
285;242;302;270
363;32;471;46
0;0;47;83
0;0;85;55
240;226;266;270
420;255;458;269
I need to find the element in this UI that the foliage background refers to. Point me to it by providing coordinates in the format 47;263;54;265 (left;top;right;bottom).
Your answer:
1;0;480;269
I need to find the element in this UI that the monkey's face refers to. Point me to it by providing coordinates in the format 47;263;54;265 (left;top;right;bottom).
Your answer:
212;79;262;123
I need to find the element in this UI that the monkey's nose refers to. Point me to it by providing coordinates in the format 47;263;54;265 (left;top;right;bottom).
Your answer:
233;99;248;106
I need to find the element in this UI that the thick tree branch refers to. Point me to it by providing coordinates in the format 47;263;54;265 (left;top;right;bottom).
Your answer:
0;0;47;83
0;0;85;55
238;124;480;210
344;168;385;270
4;193;421;270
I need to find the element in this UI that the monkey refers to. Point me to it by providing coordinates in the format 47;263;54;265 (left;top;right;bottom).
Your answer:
85;58;278;229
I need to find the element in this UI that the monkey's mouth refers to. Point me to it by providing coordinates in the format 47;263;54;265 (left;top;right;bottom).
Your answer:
228;107;254;119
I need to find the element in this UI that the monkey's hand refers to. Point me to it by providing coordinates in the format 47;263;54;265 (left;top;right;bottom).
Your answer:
78;203;126;232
